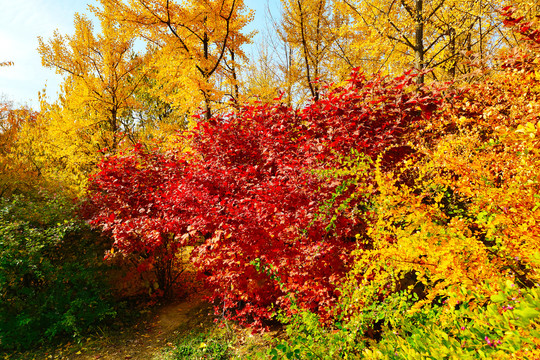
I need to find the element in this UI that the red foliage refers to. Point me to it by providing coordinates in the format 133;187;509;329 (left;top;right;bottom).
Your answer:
501;6;540;43
84;144;206;296
86;69;444;327
87;144;185;255
499;6;540;71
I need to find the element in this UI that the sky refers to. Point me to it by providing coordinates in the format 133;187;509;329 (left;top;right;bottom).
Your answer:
0;0;281;108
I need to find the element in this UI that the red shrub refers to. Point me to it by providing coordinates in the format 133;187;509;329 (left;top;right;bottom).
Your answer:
86;69;444;326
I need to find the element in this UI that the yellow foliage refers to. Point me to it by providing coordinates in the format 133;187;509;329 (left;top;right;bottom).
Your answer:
278;0;351;101
0;102;42;196
96;0;254;119
33;9;151;194
345;42;540;315
339;0;514;81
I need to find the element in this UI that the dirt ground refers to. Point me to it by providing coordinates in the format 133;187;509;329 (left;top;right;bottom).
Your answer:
68;294;211;360
4;275;276;360
3;292;215;360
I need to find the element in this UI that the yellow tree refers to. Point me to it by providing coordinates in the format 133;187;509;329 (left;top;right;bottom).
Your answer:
340;0;509;82
275;0;365;103
97;0;254;119
278;0;334;101
35;9;151;193
251;0;372;106
130;63;192;145
239;25;309;107
241;0;344;107
38;10;149;150
241;38;285;105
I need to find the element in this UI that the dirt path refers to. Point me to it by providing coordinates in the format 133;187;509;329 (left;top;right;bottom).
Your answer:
69;294;211;360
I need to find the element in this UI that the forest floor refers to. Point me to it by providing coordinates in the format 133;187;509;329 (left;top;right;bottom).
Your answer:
5;290;276;360
3;249;278;360
72;293;211;360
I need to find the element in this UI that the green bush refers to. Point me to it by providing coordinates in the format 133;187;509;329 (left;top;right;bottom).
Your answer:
368;281;540;359
263;307;364;360
165;330;232;360
0;194;117;350
264;280;540;359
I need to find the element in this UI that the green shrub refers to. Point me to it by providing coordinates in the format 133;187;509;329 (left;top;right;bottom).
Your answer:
165;330;233;360
368;281;540;359
0;194;117;350
265;280;540;359
263;306;365;360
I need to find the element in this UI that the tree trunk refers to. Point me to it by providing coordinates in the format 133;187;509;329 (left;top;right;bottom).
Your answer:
448;27;456;79
203;91;212;124
415;0;424;84
203;22;212;120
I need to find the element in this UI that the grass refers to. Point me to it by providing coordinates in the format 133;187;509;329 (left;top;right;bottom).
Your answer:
154;300;278;360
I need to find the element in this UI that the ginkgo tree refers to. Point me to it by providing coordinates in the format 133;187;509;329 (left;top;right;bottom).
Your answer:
97;0;254;119
340;0;510;82
250;0;365;106
278;0;341;102
33;7;151;193
38;10;149;151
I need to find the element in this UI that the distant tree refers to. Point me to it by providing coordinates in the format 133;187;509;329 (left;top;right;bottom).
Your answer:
341;0;509;82
0;100;40;196
278;0;340;101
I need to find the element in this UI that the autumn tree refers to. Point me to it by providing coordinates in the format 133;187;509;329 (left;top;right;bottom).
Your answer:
250;0;358;106
128;61;192;145
33;7;152;193
0;100;41;196
241;38;284;104
244;21;309;107
38;10;149;151
277;0;340;101
85;144;194;297
340;0;510;82
97;0;254;119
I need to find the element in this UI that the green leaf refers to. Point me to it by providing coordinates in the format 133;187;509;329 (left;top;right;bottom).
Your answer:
515;307;540;321
490;293;506;303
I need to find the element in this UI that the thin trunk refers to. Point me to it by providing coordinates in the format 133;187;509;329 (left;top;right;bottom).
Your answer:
203;17;212;120
415;0;424;84
111;106;119;150
285;44;293;107
313;0;324;101
479;0;483;64
448;27;456;78
297;0;317;100
230;49;240;106
203;92;212;120
466;32;472;74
